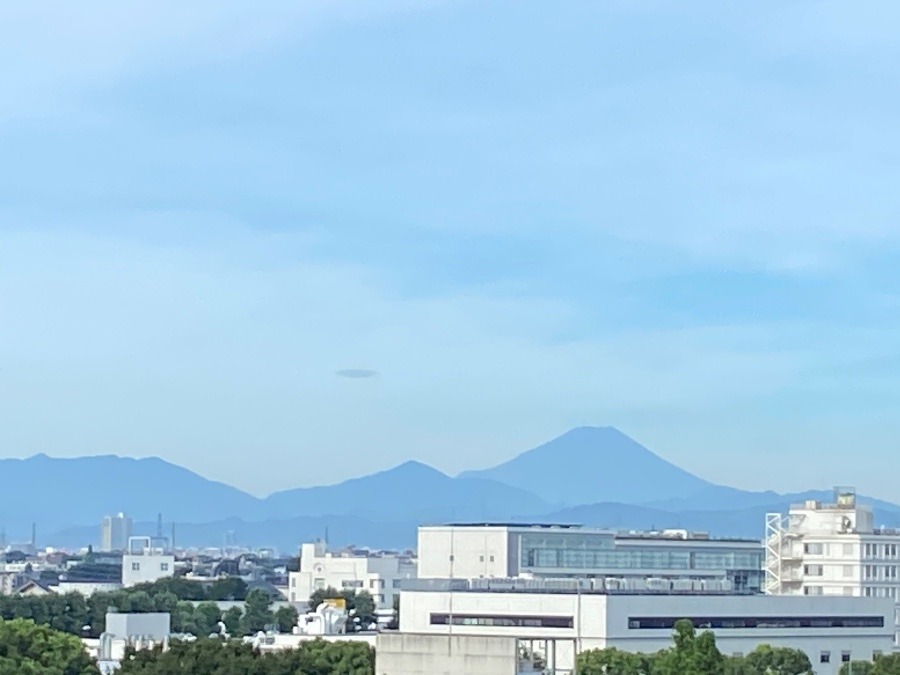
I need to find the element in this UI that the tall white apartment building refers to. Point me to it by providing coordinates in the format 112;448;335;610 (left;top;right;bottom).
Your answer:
101;513;133;552
765;488;900;646
288;541;417;609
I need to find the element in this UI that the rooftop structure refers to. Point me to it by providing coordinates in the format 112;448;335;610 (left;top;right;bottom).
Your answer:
417;523;764;592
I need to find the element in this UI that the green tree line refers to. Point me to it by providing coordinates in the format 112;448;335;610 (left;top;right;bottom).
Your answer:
0;618;373;675
577;621;900;675
0;579;299;638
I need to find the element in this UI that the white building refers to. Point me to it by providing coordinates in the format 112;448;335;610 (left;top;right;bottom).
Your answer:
395;578;894;675
101;513;133;553
122;537;175;588
288;541;417;609
766;488;900;647
418;523;764;592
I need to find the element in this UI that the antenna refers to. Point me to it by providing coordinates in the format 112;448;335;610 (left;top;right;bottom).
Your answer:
31;523;36;548
171;522;176;553
157;513;163;539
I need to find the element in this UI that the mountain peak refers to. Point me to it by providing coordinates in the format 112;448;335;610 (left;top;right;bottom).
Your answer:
459;426;712;507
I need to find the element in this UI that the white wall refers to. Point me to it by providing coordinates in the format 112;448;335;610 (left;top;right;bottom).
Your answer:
417;527;512;579
398;590;895;675
121;554;175;588
376;632;518;675
288;543;416;609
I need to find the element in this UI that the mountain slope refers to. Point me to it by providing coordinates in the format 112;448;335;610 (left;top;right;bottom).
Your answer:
263;460;549;522
460;426;713;506
0;454;261;537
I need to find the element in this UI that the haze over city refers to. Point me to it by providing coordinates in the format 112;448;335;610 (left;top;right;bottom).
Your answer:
2;1;900;500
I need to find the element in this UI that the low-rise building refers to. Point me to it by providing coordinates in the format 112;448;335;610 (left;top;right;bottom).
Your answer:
390;578;894;675
418;523;764;591
288;542;416;609
122;537;175;588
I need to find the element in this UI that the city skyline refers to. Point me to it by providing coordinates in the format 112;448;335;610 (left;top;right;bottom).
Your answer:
2;1;900;498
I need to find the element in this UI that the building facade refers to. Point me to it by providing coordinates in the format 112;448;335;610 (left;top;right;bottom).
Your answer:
397;579;894;675
288;542;417;609
101;513;133;553
121;537;174;588
418;524;764;592
766;488;900;647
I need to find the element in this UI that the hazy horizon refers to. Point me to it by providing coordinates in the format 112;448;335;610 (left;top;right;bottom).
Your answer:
2;2;899;500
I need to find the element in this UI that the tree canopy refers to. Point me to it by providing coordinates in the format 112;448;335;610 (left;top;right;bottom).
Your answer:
0;618;97;675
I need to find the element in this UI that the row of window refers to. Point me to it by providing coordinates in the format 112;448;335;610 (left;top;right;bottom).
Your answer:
520;548;762;572
804;585;900;599
430;613;574;628
627;616;885;630
804;542;900;559
865;544;899;559
803;564;900;580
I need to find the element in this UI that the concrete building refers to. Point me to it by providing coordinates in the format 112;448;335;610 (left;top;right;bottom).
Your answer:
101;513;133;553
122;537;174;588
766;488;900;647
393;578;894;675
288;541;417;609
418;523;764;591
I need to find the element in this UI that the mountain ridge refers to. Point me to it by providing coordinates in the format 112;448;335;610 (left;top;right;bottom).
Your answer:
4;426;897;548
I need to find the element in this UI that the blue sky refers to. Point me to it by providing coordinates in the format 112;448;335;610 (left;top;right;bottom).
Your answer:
1;1;899;499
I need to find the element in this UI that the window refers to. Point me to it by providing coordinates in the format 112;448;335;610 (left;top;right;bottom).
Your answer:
843;587;854;596
160;563;169;572
432;613;573;629
843;565;854;578
843;544;854;556
341;580;363;588
489;556;495;562
392;579;402;588
804;586;823;596
627;616;885;630
131;562;140;571
314;578;325;590
291;578;296;588
842;652;852;663
449;555;454;562
804;564;824;576
479;556;484;562
820;652;831;664
805;543;824;555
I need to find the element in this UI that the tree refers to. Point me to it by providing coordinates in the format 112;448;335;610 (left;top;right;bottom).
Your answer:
309;586;343;611
578;647;652;675
841;663;875;675
240;589;274;635
655;620;724;675
207;577;248;601
350;591;376;629
195;602;224;637
274;605;299;633
873;654;900;675
0;618;97;675
744;645;813;675
222;605;243;636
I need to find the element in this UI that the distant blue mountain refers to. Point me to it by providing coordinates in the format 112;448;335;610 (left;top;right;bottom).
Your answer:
263;460;550;523
459;426;714;506
6;426;900;549
0;454;260;539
